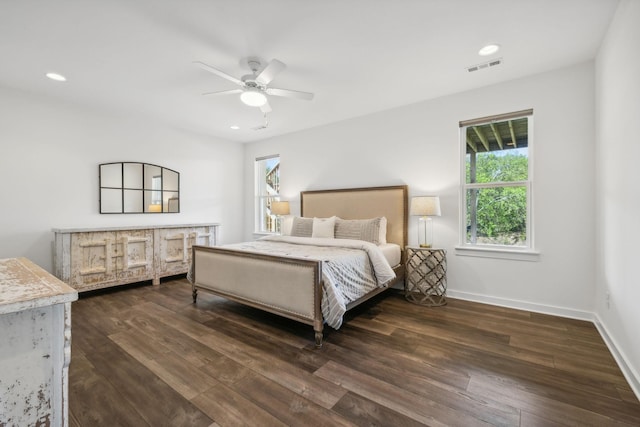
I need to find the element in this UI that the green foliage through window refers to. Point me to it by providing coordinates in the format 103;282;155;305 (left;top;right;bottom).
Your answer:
466;150;528;184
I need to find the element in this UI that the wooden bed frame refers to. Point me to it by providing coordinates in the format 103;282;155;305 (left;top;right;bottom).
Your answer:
191;185;408;347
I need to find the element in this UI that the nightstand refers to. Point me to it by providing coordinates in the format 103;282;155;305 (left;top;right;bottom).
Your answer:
405;246;447;306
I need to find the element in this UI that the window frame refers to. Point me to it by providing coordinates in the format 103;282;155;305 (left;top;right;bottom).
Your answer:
456;110;539;260
254;154;281;234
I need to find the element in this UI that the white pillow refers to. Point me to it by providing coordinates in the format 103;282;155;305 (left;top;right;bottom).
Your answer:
379;216;387;244
281;216;294;236
312;216;336;238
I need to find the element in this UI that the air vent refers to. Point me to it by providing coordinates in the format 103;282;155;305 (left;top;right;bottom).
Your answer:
467;58;503;73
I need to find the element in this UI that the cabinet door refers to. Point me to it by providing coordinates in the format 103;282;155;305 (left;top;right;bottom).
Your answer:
115;229;154;283
192;225;216;247
157;226;216;276
70;232;118;290
157;228;191;276
186;226;217;267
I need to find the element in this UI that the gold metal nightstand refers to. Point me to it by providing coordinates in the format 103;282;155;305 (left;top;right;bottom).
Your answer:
405;246;447;306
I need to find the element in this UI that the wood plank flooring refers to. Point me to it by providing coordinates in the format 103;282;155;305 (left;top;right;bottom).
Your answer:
68;278;640;426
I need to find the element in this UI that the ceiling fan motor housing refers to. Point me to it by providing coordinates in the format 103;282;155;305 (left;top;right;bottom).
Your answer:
241;76;264;90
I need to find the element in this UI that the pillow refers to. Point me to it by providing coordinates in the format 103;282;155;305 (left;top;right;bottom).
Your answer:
334;217;382;244
290;217;313;237
312;216;336;238
379;216;388;244
281;216;294;236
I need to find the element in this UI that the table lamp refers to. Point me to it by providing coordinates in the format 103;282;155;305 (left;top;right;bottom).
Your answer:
410;196;441;248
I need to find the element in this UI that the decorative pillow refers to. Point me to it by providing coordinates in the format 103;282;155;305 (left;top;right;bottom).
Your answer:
312;216;336;238
334;217;382;244
290;217;313;237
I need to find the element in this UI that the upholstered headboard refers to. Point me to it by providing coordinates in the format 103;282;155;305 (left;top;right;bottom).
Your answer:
300;185;408;248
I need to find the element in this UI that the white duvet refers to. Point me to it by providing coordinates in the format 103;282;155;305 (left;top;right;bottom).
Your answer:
222;235;396;329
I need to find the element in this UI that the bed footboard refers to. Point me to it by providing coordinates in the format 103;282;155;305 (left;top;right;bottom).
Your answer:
191;245;325;347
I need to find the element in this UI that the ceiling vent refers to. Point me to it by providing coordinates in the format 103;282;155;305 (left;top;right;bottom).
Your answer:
467;58;503;73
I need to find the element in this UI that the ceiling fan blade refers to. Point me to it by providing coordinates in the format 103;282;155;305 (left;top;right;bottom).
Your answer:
202;88;242;96
260;101;272;113
255;59;286;85
266;87;314;101
193;61;243;86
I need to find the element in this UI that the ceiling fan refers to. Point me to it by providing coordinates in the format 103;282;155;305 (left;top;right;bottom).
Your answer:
194;57;314;113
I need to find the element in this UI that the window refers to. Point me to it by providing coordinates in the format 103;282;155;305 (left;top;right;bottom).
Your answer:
459;109;533;252
255;155;281;233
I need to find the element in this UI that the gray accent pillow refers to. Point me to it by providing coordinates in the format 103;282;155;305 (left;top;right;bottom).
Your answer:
335;217;381;244
290;217;313;237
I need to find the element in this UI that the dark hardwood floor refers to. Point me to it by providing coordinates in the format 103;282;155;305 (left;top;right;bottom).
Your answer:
68;278;640;426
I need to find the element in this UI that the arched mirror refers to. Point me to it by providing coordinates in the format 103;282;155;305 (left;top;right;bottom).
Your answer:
99;162;180;213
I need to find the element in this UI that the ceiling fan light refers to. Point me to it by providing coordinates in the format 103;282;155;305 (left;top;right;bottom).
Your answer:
240;88;267;107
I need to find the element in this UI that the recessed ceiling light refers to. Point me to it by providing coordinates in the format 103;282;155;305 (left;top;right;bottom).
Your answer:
46;72;67;82
478;44;500;56
230;125;240;130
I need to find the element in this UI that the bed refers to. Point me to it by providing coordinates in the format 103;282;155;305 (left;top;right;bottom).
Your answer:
190;185;408;347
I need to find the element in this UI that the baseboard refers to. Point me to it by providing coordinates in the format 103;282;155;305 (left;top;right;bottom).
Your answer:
593;314;640;401
446;289;640;401
446;289;594;321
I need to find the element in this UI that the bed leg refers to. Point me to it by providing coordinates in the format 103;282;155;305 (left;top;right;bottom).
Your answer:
314;328;323;348
192;287;198;304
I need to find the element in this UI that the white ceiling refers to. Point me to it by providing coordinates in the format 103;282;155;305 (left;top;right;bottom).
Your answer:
0;0;618;143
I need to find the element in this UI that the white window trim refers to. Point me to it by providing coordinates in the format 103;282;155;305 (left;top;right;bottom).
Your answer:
454;245;540;261
457;112;537;260
254;154;280;234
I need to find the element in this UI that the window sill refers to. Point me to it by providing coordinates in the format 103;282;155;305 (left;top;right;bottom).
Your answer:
454;245;540;262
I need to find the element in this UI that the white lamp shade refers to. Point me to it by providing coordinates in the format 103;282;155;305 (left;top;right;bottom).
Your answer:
410;196;441;217
271;201;290;216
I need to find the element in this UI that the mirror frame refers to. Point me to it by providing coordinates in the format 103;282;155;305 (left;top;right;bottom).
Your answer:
99;162;180;214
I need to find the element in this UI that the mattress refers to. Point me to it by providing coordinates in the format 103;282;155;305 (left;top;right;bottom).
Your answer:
378;243;401;268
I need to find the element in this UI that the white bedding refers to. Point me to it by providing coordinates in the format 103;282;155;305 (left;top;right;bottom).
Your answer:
221;235;396;329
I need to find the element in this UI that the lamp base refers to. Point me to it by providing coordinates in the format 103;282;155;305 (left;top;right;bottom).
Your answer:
418;217;434;249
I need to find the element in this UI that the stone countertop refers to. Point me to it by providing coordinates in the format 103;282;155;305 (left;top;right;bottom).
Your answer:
0;257;78;315
52;223;220;233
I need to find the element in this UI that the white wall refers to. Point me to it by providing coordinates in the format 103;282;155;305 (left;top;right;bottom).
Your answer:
244;62;596;316
0;85;244;272
595;0;640;395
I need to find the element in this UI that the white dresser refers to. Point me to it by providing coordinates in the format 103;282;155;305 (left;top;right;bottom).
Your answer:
0;257;78;427
53;223;219;292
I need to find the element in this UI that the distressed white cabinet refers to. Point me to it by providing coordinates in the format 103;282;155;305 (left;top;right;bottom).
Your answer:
53;223;219;291
0;257;78;427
